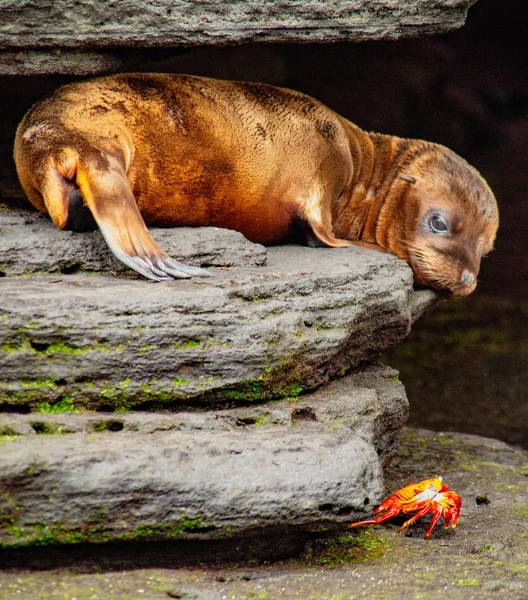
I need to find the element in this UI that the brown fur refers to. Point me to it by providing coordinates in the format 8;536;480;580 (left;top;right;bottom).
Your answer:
14;73;499;294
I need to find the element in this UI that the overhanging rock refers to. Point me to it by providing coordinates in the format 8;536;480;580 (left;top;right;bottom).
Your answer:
0;210;267;275
0;0;479;75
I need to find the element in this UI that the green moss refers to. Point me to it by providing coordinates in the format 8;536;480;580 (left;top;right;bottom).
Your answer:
1;339;31;353
100;379;134;411
453;579;478;587
174;339;201;349
496;484;526;493
97;376;199;409
0;435;20;444
337;363;351;377
1;339;93;355
280;382;306;398
36;396;78;413
1;337;132;360
121;516;207;540
22;377;57;390
11;323;38;334
0;378;76;409
29;421;73;435
43;342;88;354
0;425;18;436
0;522;109;548
1;513;210;549
136;345;155;355
118;378;131;390
219;380;266;402
92;420;124;433
305;529;391;567
435;434;456;446
30;421;55;434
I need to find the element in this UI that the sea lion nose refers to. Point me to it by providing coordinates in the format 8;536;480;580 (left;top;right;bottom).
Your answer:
461;269;475;285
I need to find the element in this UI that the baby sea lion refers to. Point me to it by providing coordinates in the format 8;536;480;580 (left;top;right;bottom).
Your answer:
14;73;499;296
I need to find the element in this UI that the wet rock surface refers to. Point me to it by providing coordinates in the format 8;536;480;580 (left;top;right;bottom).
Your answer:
383;295;528;449
0;0;478;75
1;428;526;599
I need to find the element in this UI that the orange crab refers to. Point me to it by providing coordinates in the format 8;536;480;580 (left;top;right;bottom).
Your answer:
348;476;461;539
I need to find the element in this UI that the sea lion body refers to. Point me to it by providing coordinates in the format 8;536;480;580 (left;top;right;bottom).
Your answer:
14;73;499;295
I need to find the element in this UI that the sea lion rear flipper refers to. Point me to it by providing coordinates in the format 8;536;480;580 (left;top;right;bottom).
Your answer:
74;157;210;281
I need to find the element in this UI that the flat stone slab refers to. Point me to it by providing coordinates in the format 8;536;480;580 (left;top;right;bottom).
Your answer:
0;210;267;275
0;364;407;549
0;0;478;75
0;211;437;411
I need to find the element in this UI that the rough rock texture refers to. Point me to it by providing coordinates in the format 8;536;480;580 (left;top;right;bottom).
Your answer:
0;208;435;555
0;211;437;411
0;0;478;75
1;428;526;600
0;210;267;275
0;364;407;549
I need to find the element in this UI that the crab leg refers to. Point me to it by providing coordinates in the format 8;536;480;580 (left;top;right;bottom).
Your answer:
347;506;404;529
397;502;443;539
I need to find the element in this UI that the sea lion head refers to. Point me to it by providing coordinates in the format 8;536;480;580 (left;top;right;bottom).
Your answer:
393;144;499;298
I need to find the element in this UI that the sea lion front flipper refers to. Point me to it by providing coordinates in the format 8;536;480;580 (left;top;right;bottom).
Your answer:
75;158;210;281
307;219;387;254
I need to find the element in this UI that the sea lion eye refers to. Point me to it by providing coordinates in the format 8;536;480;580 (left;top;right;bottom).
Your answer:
429;215;448;233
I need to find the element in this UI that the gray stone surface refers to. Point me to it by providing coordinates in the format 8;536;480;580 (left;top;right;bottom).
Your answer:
0;208;434;556
0;210;267;275
0;0;478;75
0;220;435;410
0;364;407;548
1;427;526;599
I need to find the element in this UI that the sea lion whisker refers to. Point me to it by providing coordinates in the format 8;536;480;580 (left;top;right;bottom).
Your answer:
397;239;429;254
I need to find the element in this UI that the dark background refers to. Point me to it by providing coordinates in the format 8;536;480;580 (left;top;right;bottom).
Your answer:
1;0;526;446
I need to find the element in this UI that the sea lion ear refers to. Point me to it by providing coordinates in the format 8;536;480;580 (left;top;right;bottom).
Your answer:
400;174;417;184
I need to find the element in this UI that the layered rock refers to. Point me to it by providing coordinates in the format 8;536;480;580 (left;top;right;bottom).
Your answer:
0;0;478;75
0;208;436;549
0;211;436;412
0;364;408;549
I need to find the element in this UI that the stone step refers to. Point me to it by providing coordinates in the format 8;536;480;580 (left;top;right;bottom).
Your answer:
0;212;437;411
0;364;407;549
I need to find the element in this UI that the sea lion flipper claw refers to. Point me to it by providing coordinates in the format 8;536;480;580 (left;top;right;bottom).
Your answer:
99;220;207;281
110;250;170;282
159;257;211;279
